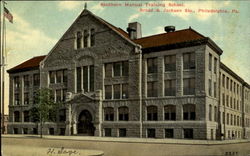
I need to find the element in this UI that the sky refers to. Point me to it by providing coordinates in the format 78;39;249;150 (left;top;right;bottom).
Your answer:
2;1;250;113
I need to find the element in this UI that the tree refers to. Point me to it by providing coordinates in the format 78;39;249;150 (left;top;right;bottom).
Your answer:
30;88;62;138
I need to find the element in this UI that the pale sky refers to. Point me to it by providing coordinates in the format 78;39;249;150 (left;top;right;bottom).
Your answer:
2;1;250;114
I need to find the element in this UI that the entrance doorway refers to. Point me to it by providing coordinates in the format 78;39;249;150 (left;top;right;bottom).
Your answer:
77;110;95;136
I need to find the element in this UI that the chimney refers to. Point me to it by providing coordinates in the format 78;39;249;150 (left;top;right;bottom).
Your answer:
127;22;142;39
164;26;175;33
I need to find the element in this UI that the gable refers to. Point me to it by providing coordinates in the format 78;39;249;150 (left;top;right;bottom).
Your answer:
41;9;137;69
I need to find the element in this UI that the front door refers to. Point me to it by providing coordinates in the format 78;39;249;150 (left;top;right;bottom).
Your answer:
77;110;95;136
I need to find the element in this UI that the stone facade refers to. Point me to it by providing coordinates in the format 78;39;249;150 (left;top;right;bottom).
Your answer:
7;9;250;140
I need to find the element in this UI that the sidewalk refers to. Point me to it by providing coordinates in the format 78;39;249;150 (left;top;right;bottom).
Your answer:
3;134;250;145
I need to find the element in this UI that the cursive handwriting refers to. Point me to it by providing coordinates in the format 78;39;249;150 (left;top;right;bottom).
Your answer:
47;147;80;156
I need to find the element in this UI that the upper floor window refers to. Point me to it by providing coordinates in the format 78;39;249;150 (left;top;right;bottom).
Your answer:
113;61;129;77
105;85;112;99
164;105;176;120
209;104;212;121
147;106;158;121
208;79;212;96
14;93;20;105
14;76;20;89
118;106;129;121
183;52;195;70
147;58;157;74
76;31;82;49
104;107;114;121
23;111;29;122
147;81;157;97
165;55;176;71
23;75;29;88
183;78;195;95
59;109;66;122
33;74;40;86
214;82;217;97
84;29;88;48
183;104;196;120
214;106;217;122
226;77;229;89
222;74;225;87
230;80;232;91
113;84;121;99
165;79;176;96
24;93;29;105
209;53;212;71
90;28;95;47
214;57;217;74
50;69;67;84
122;84;129;99
76;66;94;93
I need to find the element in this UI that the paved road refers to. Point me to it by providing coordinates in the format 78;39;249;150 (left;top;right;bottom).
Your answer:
2;135;250;156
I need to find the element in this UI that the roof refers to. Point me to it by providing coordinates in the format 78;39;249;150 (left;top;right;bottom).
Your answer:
7;55;46;73
133;28;205;49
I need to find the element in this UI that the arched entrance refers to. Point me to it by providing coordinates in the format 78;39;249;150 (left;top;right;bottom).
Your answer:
77;110;95;136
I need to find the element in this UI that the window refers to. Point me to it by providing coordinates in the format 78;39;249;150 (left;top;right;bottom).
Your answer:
208;79;212;96
49;128;55;135
23;75;29;88
104;128;111;137
56;90;61;102
105;85;112;99
104;107;114;121
165;129;174;138
230;80;232;91
227;113;229;125
49;71;56;84
183;104;196;120
114;62;121;77
222;74;225;87
184;129;193;139
222;112;225;124
14;111;20;122
183;52;195;69
33;128;38;134
164;105;176;120
214;106;217;122
209;105;212;121
214;82;217;97
84;29;88;48
23;128;28;134
63;70;67;85
214;58;217;74
147;58;157;74
147;81;157;97
14;76;20;89
60;128;65;135
230;97;232;108
59;109;66;122
76;66;94;92
237;84;239;95
183;78;195;95
226;95;229;107
33;74;40;86
56;70;63;83
119;106;129;121
13;128;18;134
62;89;67;102
147;129;156;138
209;53;212;71
76;31;82;49
231;114;233;125
14;93;20;105
222;93;225;105
119;128;127;137
105;63;113;78
233;82;236;93
24;93;29;105
226;77;229;89
147;106;158;121
76;67;82;92
165;80;176;96
122;84;129;99
90;28;95;46
122;61;129;76
113;84;121;99
165;55;176;71
23;111;29;122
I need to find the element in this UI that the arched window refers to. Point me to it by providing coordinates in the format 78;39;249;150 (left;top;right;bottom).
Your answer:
23;111;29;122
164;105;176;120
76;31;82;49
14;111;20;122
104;107;114;121
147;106;158;121
118;106;129;121
183;104;196;120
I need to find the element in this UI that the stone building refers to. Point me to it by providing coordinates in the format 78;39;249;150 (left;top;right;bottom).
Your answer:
7;8;250;140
